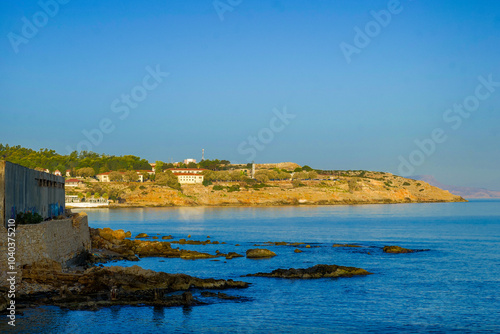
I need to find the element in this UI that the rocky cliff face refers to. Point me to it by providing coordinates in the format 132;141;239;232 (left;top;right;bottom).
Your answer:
68;171;466;208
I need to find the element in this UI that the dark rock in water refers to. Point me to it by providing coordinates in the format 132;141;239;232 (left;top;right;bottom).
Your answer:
182;292;194;305
383;246;414;253
246;248;276;259
254;241;305;247
333;244;362;248
225;252;244;260
18;262;249;310
90;228;236;262
245;264;373;279
162;235;173;240
171;239;211;245
294;249;302;253
201;291;239;300
135;233;148;239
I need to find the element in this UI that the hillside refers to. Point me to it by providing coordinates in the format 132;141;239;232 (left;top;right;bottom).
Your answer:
66;171;466;207
413;175;500;199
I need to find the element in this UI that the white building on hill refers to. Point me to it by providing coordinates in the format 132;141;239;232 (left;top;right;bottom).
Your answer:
169;168;205;184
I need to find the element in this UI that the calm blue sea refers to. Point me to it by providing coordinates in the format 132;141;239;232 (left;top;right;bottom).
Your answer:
3;200;500;333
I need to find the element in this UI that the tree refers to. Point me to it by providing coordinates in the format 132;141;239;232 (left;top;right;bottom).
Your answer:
308;171;318;179
302;165;313;172
109;171;123;182
155;161;164;173
94;192;100;198
124;170;138;182
267;170;279;180
156;171;181;190
229;170;243;181
187;162;198;168
255;171;269;183
277;170;292;180
85;191;91;199
293;171;309;180
56;164;66;174
102;193;109;199
76;167;96;177
202;170;216;181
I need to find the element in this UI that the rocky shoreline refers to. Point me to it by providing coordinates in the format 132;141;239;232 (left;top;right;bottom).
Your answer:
17;260;249;310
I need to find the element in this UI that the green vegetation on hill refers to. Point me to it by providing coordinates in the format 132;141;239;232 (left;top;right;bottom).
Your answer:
0;144;151;175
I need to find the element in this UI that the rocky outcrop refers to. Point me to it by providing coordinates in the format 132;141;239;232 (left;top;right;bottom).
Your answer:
383;246;414;254
90;228;242;262
253;241;305;246
200;291;241;300
333;244;361;248
245;264;372;279
19;261;249;310
246;248;276;259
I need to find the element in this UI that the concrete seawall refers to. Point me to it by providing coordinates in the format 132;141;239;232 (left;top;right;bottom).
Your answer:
0;213;91;286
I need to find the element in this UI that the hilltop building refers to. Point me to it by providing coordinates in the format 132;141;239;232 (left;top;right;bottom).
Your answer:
65;178;84;187
168;168;205;184
96;170;154;182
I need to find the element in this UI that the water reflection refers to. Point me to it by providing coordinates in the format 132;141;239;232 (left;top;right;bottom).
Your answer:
152;306;165;326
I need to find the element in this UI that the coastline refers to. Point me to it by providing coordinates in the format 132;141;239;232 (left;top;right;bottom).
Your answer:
67;197;467;210
66;173;467;209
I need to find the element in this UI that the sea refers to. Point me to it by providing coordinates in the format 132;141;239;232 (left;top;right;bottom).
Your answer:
3;200;499;333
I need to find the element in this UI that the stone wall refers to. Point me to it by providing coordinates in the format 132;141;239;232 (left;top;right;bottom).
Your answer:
0;213;90;285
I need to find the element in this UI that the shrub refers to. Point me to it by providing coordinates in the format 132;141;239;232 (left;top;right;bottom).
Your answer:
213;185;224;191
348;179;361;192
203;179;213;187
129;184;137;191
292;180;305;188
15;212;44;225
139;185;146;190
252;183;269;189
228;185;240;192
403;182;411;186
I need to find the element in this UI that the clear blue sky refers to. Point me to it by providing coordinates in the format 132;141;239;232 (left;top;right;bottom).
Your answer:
1;0;499;190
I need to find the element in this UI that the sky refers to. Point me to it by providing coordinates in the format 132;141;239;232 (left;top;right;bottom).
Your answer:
0;0;499;190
